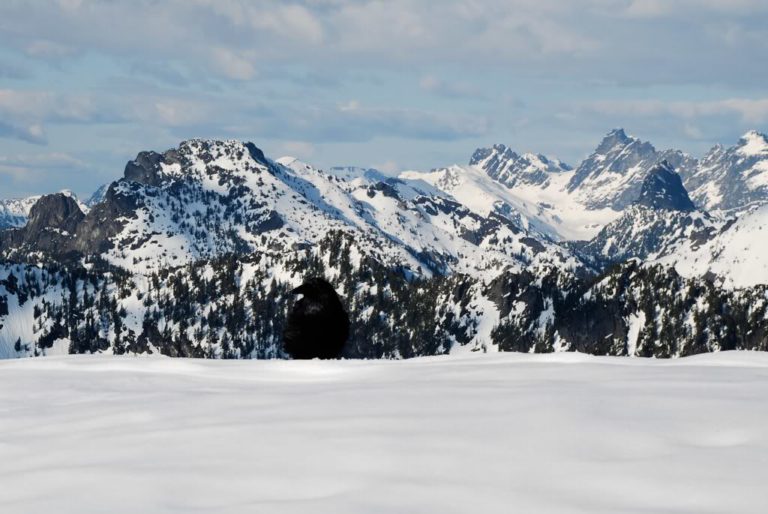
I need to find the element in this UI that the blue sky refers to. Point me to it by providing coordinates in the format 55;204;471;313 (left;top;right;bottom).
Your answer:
1;0;767;198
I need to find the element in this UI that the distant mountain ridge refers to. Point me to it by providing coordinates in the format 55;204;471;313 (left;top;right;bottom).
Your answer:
682;130;768;212
2;129;768;361
0;190;88;230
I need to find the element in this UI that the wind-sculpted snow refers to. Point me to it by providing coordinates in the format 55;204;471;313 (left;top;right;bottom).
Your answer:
1;352;768;514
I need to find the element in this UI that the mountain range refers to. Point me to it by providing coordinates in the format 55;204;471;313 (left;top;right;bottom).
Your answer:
2;129;768;359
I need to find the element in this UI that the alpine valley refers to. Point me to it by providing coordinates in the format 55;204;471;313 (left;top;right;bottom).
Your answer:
2;129;768;359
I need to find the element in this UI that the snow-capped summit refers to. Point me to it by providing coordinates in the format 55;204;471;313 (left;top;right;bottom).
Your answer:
738;130;768;157
470;144;571;189
0;196;39;230
594;128;633;154
567;129;697;211
0;139;585;277
6;133;768;363
684;130;768;212
85;184;109;207
635;161;696;212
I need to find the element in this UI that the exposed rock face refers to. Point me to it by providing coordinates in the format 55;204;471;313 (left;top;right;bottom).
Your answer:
470;143;571;188
4;133;768;361
71;182;142;255
575;162;715;264
567;129;698;210
0;193;84;257
635;161;696;212
124;151;169;187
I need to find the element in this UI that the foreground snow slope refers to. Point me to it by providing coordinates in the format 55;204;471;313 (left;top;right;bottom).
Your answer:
2;353;768;514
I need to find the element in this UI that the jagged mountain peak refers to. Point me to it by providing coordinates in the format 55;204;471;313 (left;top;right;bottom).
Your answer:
635;161;696;212
123;139;274;187
26;193;84;230
737;130;768;157
470;143;571;189
85;184;109;207
684;130;768;212
566;129;694;211
595;128;637;153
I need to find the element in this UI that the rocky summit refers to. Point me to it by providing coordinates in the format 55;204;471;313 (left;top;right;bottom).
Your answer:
2;130;768;360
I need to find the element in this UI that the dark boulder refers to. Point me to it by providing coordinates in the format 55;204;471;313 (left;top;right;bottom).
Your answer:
283;277;350;359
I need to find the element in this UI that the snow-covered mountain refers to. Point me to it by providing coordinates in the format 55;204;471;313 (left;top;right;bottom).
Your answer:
0;196;38;229
578;162;720;263
85;184;109;207
567;129;698;211
682;131;768;213
656;203;768;289
469;144;571;188
3;131;768;361
0;190;87;230
458;131;701;241
402;162;621;242
0;140;582;277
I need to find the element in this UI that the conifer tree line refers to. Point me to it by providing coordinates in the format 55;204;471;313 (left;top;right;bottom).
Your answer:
2;231;767;359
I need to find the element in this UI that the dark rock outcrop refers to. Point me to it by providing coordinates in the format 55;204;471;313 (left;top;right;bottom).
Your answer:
635;161;696;212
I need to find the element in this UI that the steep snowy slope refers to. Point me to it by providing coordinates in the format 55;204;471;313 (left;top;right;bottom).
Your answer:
0;196;40;229
469;144;571;188
0;141;583;277
277;157;583;277
400;164;621;241
684;131;768;213
567;129;697;211
657;203;768;289
579;162;721;263
85;184;108;207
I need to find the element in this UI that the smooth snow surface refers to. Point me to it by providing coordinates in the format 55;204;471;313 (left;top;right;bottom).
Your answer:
2;353;768;514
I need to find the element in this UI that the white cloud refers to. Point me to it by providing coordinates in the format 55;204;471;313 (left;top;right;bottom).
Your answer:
210;47;257;81
584;98;768;124
623;0;768;17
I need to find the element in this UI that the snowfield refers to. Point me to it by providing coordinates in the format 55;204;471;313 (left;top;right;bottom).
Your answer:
2;353;768;513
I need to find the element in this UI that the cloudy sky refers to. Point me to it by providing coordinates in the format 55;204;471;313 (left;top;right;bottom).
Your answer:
1;0;767;197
